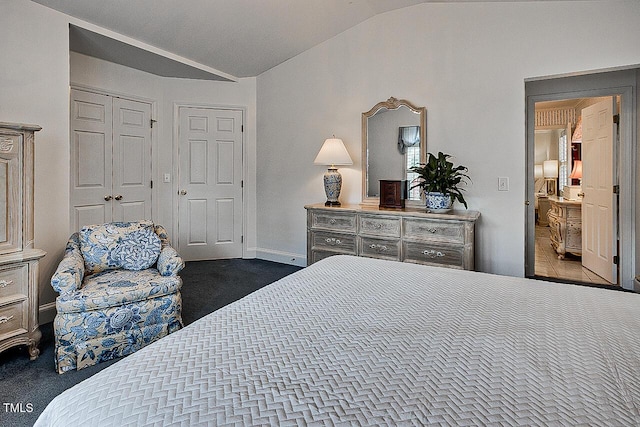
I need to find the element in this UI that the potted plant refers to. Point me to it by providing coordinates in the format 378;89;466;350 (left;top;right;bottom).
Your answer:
409;151;470;212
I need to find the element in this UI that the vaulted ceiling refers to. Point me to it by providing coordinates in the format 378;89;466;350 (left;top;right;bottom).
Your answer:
32;0;432;78
32;0;578;80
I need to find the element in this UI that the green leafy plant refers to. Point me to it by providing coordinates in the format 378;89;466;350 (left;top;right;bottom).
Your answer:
409;152;471;208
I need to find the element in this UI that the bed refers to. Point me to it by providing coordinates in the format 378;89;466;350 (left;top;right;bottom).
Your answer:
35;255;640;425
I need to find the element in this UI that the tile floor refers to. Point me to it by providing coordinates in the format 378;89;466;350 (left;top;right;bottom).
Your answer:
535;225;614;286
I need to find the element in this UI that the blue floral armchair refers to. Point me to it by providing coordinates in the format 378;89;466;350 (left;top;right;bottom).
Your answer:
50;221;184;374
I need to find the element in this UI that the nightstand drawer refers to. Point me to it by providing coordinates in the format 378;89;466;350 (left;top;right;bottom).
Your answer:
0;264;28;300
310;211;357;232
359;236;401;261
310;231;357;254
403;241;464;268
359;215;401;238
0;301;27;339
403;218;464;244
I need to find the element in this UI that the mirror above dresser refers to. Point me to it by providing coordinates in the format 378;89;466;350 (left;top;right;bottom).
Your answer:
361;97;426;205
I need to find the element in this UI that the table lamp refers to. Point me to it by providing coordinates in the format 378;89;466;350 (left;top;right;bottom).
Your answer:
314;137;353;206
543;160;558;196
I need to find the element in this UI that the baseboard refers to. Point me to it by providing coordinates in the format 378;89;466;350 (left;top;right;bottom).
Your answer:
243;247;257;259
255;248;307;267
39;301;57;325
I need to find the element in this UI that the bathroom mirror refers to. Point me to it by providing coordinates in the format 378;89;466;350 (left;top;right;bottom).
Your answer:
362;97;426;205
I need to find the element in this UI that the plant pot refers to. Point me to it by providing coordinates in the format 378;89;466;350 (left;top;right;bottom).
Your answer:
426;192;452;213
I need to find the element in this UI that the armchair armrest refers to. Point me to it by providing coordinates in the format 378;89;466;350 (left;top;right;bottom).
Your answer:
51;233;85;294
154;225;185;276
157;247;185;276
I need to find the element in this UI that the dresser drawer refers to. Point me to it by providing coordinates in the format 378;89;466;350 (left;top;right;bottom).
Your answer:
566;206;581;220
403;241;464;268
310;250;340;264
403;218;464;244
310;231;357;254
0;263;28;300
310;211;357;232
359;215;401;238
0;301;27;339
359;236;401;261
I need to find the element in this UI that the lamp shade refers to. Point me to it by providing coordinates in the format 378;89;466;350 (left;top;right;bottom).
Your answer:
534;164;543;179
543;160;558;178
314;138;353;166
569;160;582;180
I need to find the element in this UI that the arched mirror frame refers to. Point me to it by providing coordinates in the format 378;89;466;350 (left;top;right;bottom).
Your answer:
361;97;426;206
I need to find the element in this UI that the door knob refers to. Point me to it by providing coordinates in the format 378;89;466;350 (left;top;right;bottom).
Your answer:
114;194;123;200
179;190;188;195
104;195;113;201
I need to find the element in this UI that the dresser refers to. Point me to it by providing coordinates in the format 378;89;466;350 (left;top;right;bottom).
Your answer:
0;123;45;360
547;196;582;259
305;203;480;270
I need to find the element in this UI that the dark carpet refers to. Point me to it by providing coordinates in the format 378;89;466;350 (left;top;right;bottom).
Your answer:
0;258;301;427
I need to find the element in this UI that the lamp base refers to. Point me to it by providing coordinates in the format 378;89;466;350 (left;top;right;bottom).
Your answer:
323;167;343;206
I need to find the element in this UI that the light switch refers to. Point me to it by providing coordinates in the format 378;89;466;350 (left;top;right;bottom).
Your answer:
163;173;171;183
498;177;509;191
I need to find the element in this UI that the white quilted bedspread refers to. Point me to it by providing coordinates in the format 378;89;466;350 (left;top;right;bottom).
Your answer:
36;255;640;426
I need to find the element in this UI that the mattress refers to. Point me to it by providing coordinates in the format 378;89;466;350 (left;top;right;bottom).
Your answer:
35;255;640;426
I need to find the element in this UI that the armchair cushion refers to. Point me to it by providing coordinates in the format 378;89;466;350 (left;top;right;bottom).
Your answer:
56;268;182;314
79;221;161;274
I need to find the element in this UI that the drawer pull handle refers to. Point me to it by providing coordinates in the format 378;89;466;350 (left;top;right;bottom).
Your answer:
0;280;13;288
422;249;445;258
427;228;438;233
0;315;14;324
329;219;337;225
369;244;388;252
325;238;342;246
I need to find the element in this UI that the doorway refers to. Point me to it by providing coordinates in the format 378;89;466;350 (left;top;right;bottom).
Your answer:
525;68;637;291
532;97;617;286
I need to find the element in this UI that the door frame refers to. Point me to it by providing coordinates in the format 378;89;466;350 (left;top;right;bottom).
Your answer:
69;84;157;232
172;102;247;259
524;68;637;290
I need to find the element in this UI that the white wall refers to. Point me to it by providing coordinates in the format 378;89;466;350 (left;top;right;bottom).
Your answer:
68;55;257;312
2;0;256;318
4;0;640;318
1;1;71;313
70;53;257;259
256;0;640;275
534;130;560;165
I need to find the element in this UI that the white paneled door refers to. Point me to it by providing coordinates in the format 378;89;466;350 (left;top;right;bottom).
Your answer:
178;107;243;260
581;97;617;284
70;89;152;231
